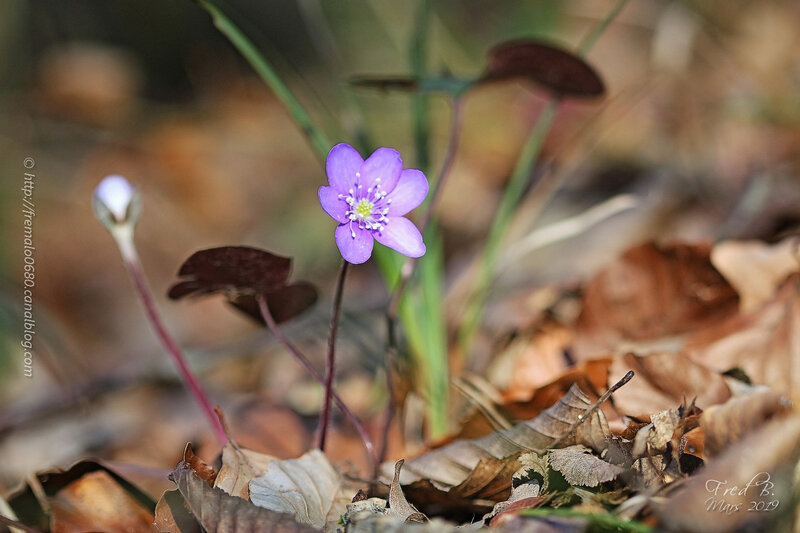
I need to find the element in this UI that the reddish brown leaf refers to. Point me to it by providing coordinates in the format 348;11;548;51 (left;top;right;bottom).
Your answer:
575;242;739;360
609;352;730;417
481;39;604;98
701;389;792;456
50;470;154;533
227;282;318;324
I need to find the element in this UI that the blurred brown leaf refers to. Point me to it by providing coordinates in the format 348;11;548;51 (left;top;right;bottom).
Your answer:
711;238;800;313
608;352;730;417
686;274;800;396
575;242;739;360
656;414;800;533
701;389;792;456
50;470;154;533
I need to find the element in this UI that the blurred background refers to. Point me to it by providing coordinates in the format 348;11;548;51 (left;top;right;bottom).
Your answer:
2;0;800;499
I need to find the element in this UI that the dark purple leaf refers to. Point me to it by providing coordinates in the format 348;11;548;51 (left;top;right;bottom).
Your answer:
168;246;291;299
227;282;318;324
481;39;604;98
349;75;419;91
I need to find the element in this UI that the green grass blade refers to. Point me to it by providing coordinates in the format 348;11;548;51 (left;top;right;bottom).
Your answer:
195;0;332;160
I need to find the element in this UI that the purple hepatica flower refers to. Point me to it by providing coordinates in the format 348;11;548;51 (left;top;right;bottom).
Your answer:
319;143;428;264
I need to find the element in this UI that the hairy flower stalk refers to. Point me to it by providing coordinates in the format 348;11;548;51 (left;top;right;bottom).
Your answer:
254;294;376;470
317;143;428;454
93;175;227;446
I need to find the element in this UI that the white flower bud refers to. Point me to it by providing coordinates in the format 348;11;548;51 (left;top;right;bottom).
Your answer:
93;174;140;228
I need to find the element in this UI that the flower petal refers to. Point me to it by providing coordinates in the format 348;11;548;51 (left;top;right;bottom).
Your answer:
386;169;428;217
335;224;374;264
374;217;425;258
326;143;363;193
318;186;349;223
360;147;402;194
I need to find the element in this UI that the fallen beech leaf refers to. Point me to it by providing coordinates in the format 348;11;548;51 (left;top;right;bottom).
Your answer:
547;445;624;488
608;352;730;417
248;449;353;532
388;461;425;522
8;460;156;532
711;238;799;313
656;414;800;533
168;246;317;324
575;242;739;360
457;359;610;440
686;275;800;397
213;444;268;500
701;389;792;456
169;461;317;533
390;384;610;505
183;443;217;486
481;39;605;98
153;489;202;533
50;470;154;533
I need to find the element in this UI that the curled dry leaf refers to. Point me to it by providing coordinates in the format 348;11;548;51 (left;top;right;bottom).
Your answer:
685;274;800;397
481;39;605;98
50;470;155;533
701;389;792;456
656;414;800;533
547;445;624;488
710;237;799;313
168;245;317;324
248;449;354;532
387;384;610;506
169;460;317;533
608;352;730;417
8;460;157;532
388;461;426;523
574;242;739;360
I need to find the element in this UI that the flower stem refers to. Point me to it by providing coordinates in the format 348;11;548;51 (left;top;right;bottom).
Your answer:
114;235;227;445
317;260;349;451
255;294;376;472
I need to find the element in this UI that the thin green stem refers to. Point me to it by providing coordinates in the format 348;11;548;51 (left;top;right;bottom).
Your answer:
196;0;331;160
256;295;376;471
317;260;349;451
457;0;631;357
116;237;227;445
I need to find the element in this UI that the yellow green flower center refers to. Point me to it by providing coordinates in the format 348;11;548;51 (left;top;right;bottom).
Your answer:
355;198;373;219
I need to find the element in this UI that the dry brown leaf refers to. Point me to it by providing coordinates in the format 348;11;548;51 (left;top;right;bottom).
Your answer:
169;460;317;533
388;461;425;522
574;242;739;360
701;389;793;456
50;470;154;533
153;489;202;533
547;445;624;488
456;359;610;440
389;384;610;506
608;352;730;417
656;414;800;533
213;443;275;500
711;238;799;312
248;449;353;532
686;274;800;397
183;443;217;486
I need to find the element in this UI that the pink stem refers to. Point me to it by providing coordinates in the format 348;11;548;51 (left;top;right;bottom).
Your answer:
256;295;376;471
123;252;227;445
318;260;349;451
